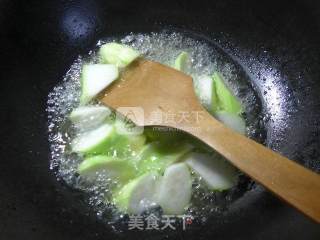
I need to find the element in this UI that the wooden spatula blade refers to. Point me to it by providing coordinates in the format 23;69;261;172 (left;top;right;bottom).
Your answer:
100;59;200;126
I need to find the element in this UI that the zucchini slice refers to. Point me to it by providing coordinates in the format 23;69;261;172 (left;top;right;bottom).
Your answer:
214;111;246;135
71;123;115;154
113;172;160;214
69;105;111;131
194;75;217;112
135;141;193;174
80;64;118;105
71;121;146;156
156;163;192;214
185;152;238;191
212;72;242;114
173;51;190;73
78;155;136;184
99;43;140;68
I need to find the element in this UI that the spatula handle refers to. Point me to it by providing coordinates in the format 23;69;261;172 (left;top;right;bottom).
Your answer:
177;110;320;223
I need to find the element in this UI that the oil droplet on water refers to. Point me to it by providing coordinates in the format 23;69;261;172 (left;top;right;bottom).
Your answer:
47;31;265;231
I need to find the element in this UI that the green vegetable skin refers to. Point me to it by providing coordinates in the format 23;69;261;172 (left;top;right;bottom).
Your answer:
212;72;242;114
99;43;140;68
111;120;147;154
135;141;193;174
173;51;190;73
78;155;136;184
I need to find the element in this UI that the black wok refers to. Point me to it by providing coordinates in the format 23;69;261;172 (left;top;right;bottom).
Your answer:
1;0;320;239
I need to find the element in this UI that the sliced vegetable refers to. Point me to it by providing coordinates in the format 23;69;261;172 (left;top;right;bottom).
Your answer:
108;133;147;156
136;142;193;174
80;64;118;105
71;121;146;155
71;123;114;154
185;152;238;191
194;75;217;112
173;51;190;73
214;111;246;135
112;120;146;154
113;172;160;214
99;43;140;68
212;72;242;114
156;163;192;214
78;155;136;184
69;105;111;131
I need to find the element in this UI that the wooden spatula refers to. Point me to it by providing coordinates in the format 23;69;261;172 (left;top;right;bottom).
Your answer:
100;58;320;223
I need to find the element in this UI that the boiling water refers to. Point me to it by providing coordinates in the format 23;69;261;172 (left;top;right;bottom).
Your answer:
47;31;265;229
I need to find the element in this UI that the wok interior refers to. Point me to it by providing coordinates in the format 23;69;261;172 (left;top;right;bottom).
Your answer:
1;0;320;239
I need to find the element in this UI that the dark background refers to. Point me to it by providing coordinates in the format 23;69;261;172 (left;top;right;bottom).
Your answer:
1;0;320;239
